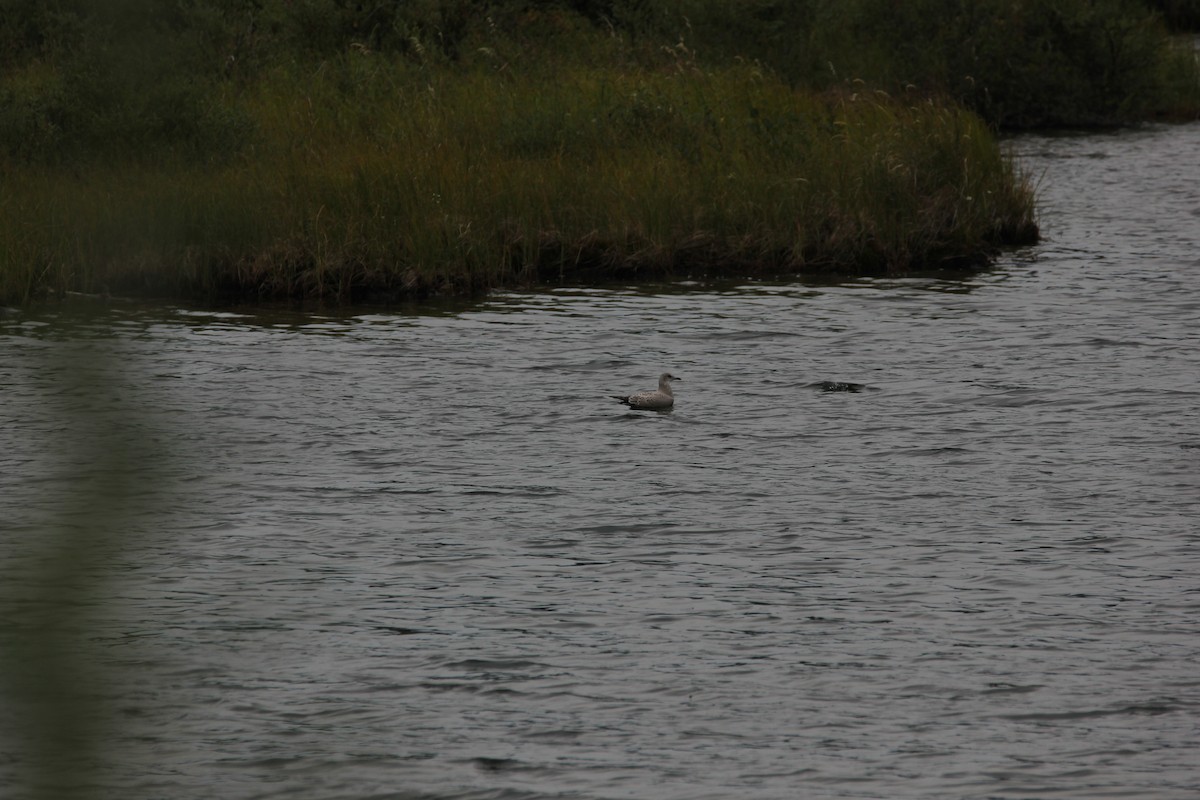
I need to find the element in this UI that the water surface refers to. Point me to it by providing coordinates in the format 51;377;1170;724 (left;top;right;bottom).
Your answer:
2;123;1199;799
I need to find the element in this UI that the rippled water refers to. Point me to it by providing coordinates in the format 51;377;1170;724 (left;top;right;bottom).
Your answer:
3;123;1199;800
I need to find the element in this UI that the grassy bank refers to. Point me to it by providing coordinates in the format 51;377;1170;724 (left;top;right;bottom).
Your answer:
0;55;1037;305
11;1;1161;304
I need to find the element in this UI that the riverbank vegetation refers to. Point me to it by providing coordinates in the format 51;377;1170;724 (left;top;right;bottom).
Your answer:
1;0;1194;305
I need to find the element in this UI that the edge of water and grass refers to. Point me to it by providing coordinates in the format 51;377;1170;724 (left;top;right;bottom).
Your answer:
1;0;1197;307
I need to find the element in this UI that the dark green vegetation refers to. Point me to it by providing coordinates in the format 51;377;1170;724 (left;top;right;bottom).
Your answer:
574;0;1200;129
1147;0;1200;30
1;1;1195;305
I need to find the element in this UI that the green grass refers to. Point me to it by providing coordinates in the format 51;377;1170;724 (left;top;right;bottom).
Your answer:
0;55;1037;305
26;2;1189;304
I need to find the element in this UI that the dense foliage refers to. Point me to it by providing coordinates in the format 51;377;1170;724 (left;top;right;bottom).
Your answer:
1;0;1196;166
1146;0;1200;30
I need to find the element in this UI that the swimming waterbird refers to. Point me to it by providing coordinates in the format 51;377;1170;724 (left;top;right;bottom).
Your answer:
612;373;681;410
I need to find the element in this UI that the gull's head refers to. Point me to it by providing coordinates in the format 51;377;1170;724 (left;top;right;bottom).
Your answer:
660;373;681;384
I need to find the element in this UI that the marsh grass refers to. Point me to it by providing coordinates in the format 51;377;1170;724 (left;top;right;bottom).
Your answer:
10;0;1197;306
1;56;1037;305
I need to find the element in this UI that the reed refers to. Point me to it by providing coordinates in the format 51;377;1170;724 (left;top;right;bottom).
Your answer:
1;56;1037;305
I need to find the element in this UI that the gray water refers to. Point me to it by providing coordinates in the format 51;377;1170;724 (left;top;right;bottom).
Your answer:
2;123;1199;800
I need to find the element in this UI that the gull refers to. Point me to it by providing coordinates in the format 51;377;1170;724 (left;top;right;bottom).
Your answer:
612;373;681;410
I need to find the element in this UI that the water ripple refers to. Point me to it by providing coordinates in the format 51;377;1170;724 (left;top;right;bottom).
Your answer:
3;124;1200;800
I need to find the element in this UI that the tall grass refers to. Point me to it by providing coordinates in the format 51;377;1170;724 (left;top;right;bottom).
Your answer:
1;54;1037;305
2;2;1196;158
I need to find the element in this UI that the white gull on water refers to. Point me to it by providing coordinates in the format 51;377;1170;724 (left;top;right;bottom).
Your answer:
612;373;681;410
